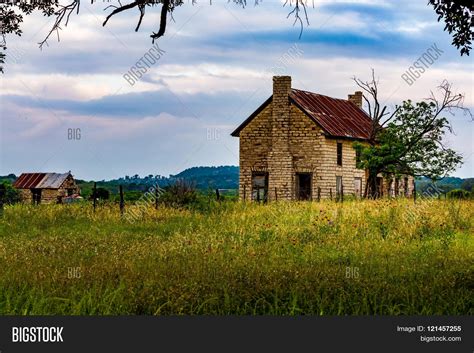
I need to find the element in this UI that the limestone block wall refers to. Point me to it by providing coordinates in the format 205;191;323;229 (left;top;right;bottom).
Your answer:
239;104;273;201
61;175;80;195
315;137;366;199
41;189;62;204
288;105;322;199
387;175;415;197
18;188;60;204
18;189;33;203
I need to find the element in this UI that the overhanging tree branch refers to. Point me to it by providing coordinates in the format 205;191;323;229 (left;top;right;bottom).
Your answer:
151;0;170;43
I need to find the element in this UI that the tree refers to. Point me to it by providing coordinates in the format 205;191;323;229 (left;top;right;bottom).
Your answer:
0;181;21;204
353;71;471;199
428;0;473;56
0;1;57;73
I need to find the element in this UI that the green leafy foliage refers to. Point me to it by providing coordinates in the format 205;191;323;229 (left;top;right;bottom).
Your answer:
0;181;21;204
90;187;110;200
159;179;199;208
447;189;471;199
429;0;473;56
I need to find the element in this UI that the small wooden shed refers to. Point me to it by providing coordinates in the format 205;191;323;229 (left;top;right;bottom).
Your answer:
13;172;80;204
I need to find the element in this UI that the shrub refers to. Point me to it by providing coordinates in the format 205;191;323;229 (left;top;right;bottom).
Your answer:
447;189;470;199
0;181;21;204
159;179;199;208
88;187;110;200
461;178;474;192
111;191;143;202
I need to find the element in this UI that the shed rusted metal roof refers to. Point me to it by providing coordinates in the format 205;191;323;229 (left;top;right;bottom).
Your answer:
231;88;373;140
13;172;71;189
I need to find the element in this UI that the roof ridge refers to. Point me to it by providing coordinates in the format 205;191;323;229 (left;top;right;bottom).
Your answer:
291;88;349;102
20;172;69;175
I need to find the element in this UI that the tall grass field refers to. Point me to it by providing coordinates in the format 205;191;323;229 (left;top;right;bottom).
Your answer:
0;199;472;315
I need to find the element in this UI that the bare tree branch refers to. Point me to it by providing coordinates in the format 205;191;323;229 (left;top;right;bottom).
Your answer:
282;0;312;38
38;1;79;50
352;69;393;143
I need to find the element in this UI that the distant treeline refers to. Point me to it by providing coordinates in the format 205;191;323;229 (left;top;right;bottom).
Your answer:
416;176;474;195
74;166;239;198
1;167;473;201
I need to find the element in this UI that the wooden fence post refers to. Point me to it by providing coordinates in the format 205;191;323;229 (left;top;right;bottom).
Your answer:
413;181;417;204
119;185;124;216
317;187;321;202
93;182;97;212
0;183;5;217
216;189;220;202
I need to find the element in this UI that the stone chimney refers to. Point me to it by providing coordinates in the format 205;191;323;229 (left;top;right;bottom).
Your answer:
268;76;293;200
348;91;363;109
271;76;292;147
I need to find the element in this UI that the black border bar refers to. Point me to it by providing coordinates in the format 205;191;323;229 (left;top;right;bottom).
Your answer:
0;316;472;353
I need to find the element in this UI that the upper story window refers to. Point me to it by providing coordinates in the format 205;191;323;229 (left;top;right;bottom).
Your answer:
337;142;343;166
356;149;361;165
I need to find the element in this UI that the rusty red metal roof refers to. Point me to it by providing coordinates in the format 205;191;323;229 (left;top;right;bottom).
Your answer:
13;172;71;189
290;89;372;140
13;173;47;189
231;89;372;140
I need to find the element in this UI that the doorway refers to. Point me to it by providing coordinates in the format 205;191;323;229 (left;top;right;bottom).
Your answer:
354;177;362;198
251;172;268;202
31;188;42;205
376;177;384;197
296;173;312;201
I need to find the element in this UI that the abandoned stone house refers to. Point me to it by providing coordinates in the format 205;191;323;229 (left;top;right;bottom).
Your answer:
13;172;80;204
231;76;414;201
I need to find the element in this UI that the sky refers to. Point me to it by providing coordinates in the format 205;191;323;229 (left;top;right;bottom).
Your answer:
1;0;473;180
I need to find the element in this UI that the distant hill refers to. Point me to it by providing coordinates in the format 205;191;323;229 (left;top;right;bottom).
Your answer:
171;166;239;189
74;166;239;196
415;176;466;194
